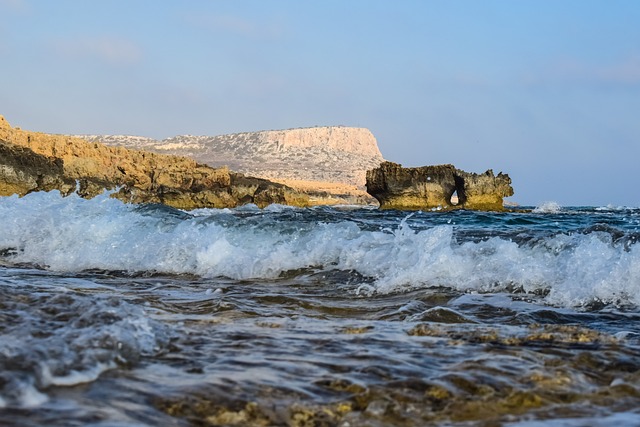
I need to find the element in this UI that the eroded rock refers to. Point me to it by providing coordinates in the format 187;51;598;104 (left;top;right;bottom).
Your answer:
366;161;514;211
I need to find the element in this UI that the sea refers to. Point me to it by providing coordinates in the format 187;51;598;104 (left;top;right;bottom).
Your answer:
2;190;640;426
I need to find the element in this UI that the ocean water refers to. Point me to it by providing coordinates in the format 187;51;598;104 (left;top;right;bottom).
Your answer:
2;191;640;426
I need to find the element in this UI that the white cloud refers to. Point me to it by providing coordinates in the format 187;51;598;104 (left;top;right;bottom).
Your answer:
51;37;142;66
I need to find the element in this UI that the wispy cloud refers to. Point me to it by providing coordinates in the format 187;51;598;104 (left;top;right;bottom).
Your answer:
0;0;30;13
51;37;142;66
184;12;285;40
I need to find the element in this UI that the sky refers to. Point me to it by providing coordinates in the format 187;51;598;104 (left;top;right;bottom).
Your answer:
1;0;639;206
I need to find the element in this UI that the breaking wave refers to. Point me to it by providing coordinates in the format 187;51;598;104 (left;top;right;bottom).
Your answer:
1;191;640;309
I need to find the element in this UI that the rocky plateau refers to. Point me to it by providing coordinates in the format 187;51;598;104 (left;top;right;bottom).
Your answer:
78;126;385;205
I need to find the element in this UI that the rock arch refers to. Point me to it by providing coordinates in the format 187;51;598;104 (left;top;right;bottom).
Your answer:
366;162;513;211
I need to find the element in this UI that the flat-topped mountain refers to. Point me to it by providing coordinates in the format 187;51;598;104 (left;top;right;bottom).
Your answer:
79;126;385;204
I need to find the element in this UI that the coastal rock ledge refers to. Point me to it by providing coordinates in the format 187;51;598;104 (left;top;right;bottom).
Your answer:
0;115;309;209
366;162;514;211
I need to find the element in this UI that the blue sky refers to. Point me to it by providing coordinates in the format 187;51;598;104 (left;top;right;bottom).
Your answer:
1;0;639;206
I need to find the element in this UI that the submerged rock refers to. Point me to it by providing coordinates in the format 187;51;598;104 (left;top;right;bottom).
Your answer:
366;161;514;211
0;115;309;209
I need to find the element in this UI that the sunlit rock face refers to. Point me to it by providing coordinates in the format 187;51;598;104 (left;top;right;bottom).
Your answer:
79;126;385;205
366;161;514;211
0;115;309;209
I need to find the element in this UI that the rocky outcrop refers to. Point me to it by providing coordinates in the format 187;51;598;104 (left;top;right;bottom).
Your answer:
78;126;385;205
0;115;309;209
0;141;71;197
366;162;514;211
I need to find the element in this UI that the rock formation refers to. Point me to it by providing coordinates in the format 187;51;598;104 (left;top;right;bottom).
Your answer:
366;161;514;211
78;126;385;205
0;115;309;209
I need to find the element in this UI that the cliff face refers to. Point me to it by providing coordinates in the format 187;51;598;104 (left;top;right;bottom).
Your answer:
252;127;382;157
79;126;385;204
0;115;309;209
366;161;514;211
0;141;69;197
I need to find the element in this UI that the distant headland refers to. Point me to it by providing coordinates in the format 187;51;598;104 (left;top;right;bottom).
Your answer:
1;114;514;210
77;126;385;205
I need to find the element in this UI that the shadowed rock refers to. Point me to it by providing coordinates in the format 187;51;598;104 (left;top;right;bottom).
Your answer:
0;115;309;209
366;161;514;211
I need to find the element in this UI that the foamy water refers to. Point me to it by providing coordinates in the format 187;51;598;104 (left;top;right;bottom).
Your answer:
2;191;640;426
1;191;639;308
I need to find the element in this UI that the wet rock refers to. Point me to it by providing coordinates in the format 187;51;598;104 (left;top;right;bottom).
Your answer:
0;115;309;209
366;161;514;211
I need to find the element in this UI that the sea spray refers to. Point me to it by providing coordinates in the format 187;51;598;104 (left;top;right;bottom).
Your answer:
1;191;640;307
2;192;640;425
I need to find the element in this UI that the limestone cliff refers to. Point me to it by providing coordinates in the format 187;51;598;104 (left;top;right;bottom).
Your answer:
79;126;385;205
0;115;309;209
366;161;514;211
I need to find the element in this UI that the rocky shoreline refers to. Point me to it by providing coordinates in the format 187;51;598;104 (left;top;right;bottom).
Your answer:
366;161;514;211
1;115;515;211
0;116;309;209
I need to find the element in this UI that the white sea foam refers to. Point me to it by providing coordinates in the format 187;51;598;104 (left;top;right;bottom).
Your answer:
595;204;628;212
15;383;49;408
39;362;116;387
1;191;640;308
533;201;562;213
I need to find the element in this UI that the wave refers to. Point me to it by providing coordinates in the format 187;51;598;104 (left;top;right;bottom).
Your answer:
1;191;640;308
0;286;170;408
533;201;562;213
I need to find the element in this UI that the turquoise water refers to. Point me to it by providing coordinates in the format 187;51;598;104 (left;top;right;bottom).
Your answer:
2;192;640;426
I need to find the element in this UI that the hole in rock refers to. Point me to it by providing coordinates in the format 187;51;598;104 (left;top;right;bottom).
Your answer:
450;190;459;205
